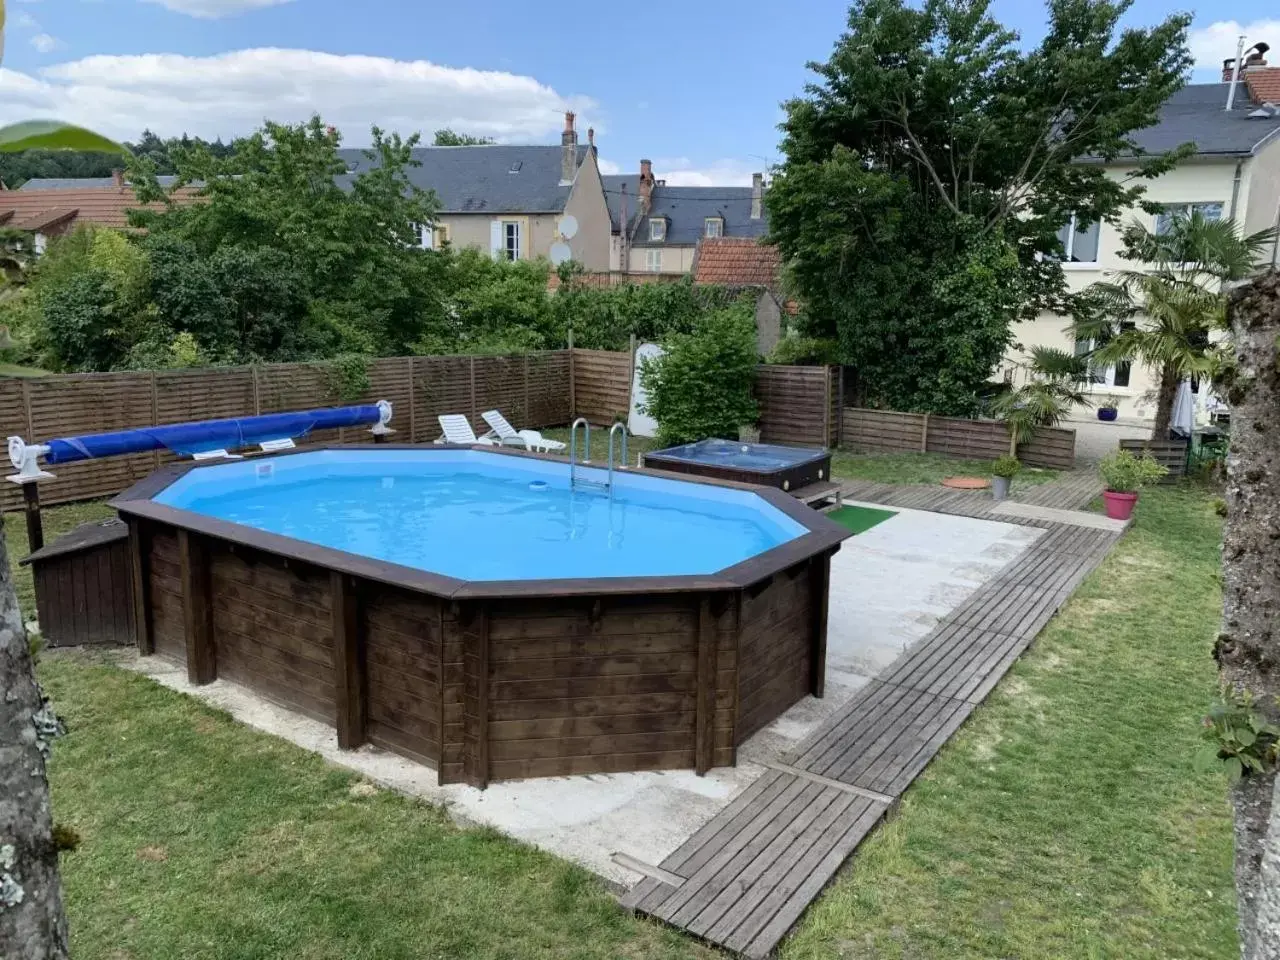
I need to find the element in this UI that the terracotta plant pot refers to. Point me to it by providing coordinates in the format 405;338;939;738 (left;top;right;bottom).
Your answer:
1102;489;1138;520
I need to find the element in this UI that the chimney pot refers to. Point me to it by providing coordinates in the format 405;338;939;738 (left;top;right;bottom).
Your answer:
111;168;125;189
751;172;764;220
638;159;655;215
564;111;576;133
587;127;595;146
1223;58;1237;82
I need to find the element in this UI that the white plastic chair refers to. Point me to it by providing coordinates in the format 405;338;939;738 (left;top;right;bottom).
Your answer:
434;414;495;445
480;409;566;453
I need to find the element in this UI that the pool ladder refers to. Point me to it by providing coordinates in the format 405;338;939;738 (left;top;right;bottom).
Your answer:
569;418;628;493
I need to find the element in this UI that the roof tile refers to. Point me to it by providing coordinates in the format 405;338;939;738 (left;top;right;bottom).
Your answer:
693;237;782;288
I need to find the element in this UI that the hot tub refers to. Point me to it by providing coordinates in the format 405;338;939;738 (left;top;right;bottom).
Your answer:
644;438;831;492
113;446;849;787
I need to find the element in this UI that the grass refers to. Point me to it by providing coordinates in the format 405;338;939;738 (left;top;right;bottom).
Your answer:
5;499;114;615
539;426;658;467
0;360;53;378
782;485;1236;959
831;451;1059;490
39;654;715;960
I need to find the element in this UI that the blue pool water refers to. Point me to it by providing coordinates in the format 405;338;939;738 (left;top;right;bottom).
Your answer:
154;450;806;581
647;438;826;473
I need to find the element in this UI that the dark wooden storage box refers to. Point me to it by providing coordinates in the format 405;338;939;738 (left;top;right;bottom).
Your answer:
21;519;135;647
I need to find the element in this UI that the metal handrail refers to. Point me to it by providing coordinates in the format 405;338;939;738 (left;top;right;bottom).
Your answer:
569;417;591;488
607;422;628;490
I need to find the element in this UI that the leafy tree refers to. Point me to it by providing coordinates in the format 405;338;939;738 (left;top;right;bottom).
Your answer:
433;129;495;146
553;275;739;350
768;0;1192;415
640;299;760;445
417;248;553;354
1074;211;1276;437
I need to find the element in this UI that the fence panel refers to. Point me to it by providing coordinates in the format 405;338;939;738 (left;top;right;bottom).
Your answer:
840;408;927;453
925;416;1011;460
1119;438;1186;482
473;355;529;431
255;363;343;449
359;357;414;443
1018;427;1076;470
572;349;632;425
755;365;833;447
526;351;571;429
0;380;31;510
412;355;476;440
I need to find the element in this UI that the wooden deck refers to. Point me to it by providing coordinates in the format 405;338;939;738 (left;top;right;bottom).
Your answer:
623;476;1122;958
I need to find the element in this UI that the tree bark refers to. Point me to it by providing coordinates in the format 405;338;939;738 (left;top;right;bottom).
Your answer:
1151;362;1180;440
0;510;68;960
1219;270;1280;960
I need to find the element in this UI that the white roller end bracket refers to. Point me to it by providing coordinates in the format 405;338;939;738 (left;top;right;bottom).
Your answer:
6;436;55;485
370;399;395;437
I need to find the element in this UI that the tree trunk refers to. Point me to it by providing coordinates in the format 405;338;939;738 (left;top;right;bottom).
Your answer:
1151;363;1180;440
0;511;68;960
1219;270;1280;960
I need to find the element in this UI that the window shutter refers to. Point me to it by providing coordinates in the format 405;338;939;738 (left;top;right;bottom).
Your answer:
490;220;503;259
420;224;433;250
514;221;523;260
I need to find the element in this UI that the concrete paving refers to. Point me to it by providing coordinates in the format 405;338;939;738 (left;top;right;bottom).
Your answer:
119;505;1039;890
992;499;1128;531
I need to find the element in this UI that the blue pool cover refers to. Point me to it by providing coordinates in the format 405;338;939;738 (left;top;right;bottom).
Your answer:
153;449;806;581
646;438;827;474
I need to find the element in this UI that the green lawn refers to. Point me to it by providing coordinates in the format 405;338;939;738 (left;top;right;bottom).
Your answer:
782;486;1236;959
832;450;1059;490
0;360;53;378
9;463;1232;959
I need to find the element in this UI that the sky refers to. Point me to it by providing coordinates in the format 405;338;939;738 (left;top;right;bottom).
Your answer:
0;1;1276;186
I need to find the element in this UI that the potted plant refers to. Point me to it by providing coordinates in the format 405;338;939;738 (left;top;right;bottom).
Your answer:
1098;448;1168;520
1097;397;1119;422
990;455;1020;500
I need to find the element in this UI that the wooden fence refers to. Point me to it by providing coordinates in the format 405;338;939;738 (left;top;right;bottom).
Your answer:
570;348;633;425
2;352;571;509
1119;438;1187;483
840;406;1076;470
755;365;839;448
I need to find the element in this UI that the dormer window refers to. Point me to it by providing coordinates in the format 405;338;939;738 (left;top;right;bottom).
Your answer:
508;161;523;174
649;218;667;242
704;217;723;238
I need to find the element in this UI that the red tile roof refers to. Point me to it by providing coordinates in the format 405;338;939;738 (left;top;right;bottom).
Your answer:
693;237;783;288
1246;67;1280;105
0;185;200;232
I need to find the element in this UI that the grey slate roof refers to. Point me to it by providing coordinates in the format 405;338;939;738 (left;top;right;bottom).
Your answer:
19;175;181;191
337;145;589;214
1122;83;1280;158
603;176;768;246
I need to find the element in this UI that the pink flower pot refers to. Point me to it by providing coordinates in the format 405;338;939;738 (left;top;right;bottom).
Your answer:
1102;489;1138;521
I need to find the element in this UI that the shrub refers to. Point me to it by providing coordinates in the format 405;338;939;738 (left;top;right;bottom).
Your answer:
991;455;1021;479
1098;448;1168;493
640;300;759;446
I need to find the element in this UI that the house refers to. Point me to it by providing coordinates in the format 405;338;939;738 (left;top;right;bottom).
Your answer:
1006;56;1280;422
0;170;196;252
337;112;613;270
604;164;768;276
692;236;787;355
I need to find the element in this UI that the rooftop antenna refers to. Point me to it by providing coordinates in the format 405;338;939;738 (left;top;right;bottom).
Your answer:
1227;35;1246;111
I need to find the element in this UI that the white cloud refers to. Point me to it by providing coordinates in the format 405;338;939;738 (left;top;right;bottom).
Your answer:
14;12;40;28
0;48;596;144
597;158;621;176
140;0;295;19
654;158;761;187
30;34;61;54
1187;20;1280;75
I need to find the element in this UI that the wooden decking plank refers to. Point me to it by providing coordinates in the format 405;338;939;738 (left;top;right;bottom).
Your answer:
791;681;918;777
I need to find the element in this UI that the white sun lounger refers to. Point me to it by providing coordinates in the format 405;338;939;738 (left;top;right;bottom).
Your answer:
435;414;495;445
480;409;567;453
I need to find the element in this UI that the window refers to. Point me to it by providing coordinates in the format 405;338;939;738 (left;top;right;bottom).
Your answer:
501;221;522;260
1075;321;1134;388
1156;202;1223;235
645;248;662;273
417;223;450;250
1055;213;1100;263
704;217;723;238
649;218;666;242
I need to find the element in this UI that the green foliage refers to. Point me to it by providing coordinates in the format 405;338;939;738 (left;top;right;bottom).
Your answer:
1195;690;1280;781
991;455;1021;479
768;0;1192;414
1098;449;1167;493
639;300;759;446
1074;211;1277;433
0;121;127;155
767;334;839;366
432;129;495;146
554;276;739;351
993;346;1093;443
323;353;372;402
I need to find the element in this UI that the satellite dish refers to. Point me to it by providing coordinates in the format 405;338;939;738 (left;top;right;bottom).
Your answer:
549;242;573;266
558;214;579;239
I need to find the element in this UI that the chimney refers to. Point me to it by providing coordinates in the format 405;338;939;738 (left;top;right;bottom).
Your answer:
1223;58;1237;82
561;111;578;184
751;172;764;219
638;159;654;215
111;168;125;190
587;127;595;148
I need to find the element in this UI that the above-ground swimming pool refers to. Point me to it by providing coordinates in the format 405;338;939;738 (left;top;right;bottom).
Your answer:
114;446;849;787
644;438;831;492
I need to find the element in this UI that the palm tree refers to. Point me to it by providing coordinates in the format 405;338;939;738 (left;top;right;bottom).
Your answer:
992;345;1093;444
1074;211;1275;438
